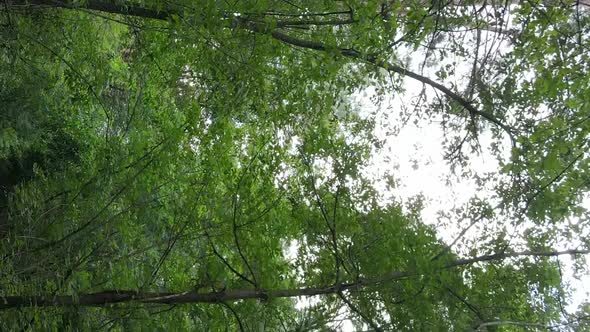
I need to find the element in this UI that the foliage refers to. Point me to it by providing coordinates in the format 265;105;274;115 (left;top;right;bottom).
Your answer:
0;0;589;330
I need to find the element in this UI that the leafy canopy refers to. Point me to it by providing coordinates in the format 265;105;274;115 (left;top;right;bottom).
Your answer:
1;0;589;330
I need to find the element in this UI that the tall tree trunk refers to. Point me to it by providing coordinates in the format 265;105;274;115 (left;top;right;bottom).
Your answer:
0;285;352;309
8;0;170;20
1;249;586;309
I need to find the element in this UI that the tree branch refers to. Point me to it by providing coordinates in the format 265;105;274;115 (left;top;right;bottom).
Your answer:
446;249;590;268
2;248;587;309
205;229;257;287
475;320;557;330
338;291;383;332
267;29;514;138
275;18;357;28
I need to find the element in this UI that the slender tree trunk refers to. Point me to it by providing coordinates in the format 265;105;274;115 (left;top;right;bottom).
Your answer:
0;285;352;309
1;249;586;309
8;0;171;20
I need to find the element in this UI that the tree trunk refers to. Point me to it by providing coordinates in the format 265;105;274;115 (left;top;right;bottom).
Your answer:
0;284;370;309
1;249;586;309
8;0;170;20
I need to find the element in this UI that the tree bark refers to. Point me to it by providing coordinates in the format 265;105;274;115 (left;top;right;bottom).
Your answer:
1;249;586;309
8;0;171;20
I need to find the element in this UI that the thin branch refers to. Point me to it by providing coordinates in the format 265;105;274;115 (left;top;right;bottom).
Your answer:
522;149;586;215
444;286;485;322
240;10;353;18
204;229;256;287
300;152;342;284
266;29;515;140
144;215;191;288
231;151;262;287
447;249;590;268
476;320;557;330
18;30;111;129
338;291;383;332
220;301;246;332
276;18;356;27
431;212;482;262
32;156;156;251
237;195;282;228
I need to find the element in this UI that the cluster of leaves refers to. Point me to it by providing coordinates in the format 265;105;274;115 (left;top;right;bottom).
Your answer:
0;0;588;330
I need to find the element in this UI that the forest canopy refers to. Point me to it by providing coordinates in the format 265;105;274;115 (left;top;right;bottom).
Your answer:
1;0;590;330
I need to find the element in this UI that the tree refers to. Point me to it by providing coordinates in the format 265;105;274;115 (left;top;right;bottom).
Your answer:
1;0;589;330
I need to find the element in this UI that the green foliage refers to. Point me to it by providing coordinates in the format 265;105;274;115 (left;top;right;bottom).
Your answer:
0;0;589;330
